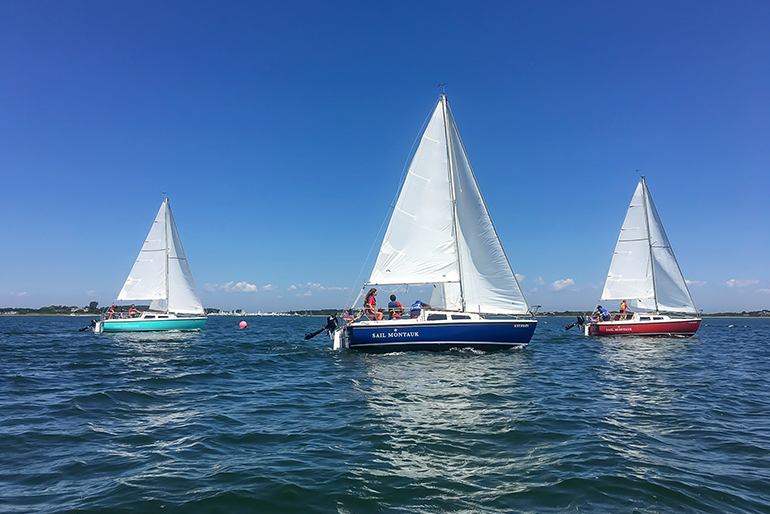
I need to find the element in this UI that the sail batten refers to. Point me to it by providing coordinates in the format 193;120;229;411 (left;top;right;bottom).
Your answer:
599;177;697;314
367;95;530;315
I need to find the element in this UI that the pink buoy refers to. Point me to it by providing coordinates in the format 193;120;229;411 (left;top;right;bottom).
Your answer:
239;320;247;329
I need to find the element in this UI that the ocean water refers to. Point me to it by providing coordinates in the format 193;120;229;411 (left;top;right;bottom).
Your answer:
1;315;768;514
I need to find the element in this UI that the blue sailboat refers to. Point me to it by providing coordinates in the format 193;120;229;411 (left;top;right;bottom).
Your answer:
332;95;537;351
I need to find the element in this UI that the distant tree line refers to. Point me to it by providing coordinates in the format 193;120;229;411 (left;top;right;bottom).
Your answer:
542;310;769;317
0;302;150;315
702;310;770;317
288;309;342;316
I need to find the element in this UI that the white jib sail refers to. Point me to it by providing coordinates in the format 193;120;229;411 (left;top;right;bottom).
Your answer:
600;177;697;314
117;199;205;315
368;99;460;286
368;95;530;315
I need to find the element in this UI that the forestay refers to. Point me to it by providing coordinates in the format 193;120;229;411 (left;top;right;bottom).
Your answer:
367;96;530;315
599;177;697;314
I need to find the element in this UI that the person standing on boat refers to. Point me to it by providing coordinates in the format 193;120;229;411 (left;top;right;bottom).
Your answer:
619;300;629;320
387;294;404;319
364;288;382;320
108;304;117;319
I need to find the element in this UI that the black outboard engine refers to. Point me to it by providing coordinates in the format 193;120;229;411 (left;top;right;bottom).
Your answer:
79;319;97;332
565;315;586;331
325;315;339;335
305;315;340;340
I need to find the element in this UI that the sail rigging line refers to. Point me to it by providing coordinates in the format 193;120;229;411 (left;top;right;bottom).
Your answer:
392;104;435;209
441;96;532;316
442;94;466;311
164;197;171;311
452;100;534;316
644;177;698;314
640;177;658;312
343;101;442;310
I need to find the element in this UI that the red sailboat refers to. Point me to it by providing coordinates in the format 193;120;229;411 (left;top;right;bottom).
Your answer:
582;176;700;337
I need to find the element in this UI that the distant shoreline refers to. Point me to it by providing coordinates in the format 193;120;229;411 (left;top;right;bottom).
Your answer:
1;313;768;319
0;313;98;317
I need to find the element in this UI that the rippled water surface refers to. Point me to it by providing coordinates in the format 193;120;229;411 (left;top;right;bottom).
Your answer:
1;315;769;513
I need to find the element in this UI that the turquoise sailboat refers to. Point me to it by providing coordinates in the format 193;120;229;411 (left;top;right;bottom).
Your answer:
94;197;207;333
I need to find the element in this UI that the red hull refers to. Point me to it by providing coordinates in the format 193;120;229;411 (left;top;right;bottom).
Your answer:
587;318;701;337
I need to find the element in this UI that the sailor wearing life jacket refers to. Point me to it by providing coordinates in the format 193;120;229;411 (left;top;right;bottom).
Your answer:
410;300;430;318
597;305;610;322
387;294;404;319
364;288;383;320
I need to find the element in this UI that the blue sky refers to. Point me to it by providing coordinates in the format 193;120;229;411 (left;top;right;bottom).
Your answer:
1;0;768;313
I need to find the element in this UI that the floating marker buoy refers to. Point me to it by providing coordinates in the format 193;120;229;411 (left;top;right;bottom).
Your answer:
239;321;247;329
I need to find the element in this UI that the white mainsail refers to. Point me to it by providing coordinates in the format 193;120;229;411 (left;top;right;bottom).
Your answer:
367;95;530;315
116;198;205;315
599;177;697;314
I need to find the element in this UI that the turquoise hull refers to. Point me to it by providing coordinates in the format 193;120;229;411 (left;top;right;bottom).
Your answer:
98;317;207;333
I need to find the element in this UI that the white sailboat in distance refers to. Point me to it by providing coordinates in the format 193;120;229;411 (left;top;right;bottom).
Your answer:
94;197;207;333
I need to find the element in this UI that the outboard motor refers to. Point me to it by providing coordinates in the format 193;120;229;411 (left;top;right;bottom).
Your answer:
325;315;339;335
565;315;585;331
79;319;97;332
305;315;340;341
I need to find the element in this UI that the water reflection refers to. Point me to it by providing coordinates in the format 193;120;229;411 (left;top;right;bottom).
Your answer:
106;330;203;346
351;351;535;504
595;337;701;478
598;336;694;371
597;337;696;408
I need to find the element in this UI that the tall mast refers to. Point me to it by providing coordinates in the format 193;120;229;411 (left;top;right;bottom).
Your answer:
164;197;170;313
640;177;659;313
441;94;466;311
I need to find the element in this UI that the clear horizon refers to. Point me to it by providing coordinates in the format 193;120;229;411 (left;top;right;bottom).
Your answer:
2;1;768;314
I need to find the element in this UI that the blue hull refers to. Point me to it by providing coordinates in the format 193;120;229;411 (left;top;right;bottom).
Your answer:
347;319;537;352
99;317;207;332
